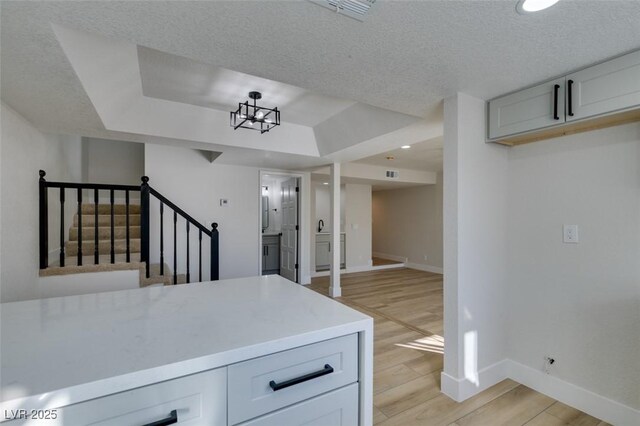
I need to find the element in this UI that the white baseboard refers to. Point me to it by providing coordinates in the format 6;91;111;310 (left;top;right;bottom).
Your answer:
405;262;443;274
441;359;509;402
507;360;640;426
372;252;407;263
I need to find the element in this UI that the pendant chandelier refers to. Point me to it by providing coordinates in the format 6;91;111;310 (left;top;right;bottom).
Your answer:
230;91;280;134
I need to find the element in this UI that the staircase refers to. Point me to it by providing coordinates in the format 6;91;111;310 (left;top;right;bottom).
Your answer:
38;171;219;287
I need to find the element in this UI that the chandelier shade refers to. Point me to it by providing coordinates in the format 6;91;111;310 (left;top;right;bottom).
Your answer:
230;91;280;134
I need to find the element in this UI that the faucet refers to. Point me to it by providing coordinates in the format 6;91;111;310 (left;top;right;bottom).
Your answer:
318;219;324;233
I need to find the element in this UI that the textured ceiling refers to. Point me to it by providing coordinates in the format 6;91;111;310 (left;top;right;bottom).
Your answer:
354;137;443;172
2;1;640;164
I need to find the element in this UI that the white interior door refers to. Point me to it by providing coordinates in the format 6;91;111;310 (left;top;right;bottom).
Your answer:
280;178;298;282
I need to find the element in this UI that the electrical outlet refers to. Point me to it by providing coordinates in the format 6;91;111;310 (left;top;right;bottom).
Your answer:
543;355;556;374
563;225;579;243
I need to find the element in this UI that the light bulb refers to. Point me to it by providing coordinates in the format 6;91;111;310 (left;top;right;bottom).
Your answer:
517;0;559;13
256;111;264;120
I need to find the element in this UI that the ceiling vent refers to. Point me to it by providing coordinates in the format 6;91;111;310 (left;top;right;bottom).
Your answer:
308;0;377;21
386;170;399;179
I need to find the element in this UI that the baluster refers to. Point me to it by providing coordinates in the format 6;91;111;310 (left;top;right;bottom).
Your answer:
140;176;150;278
199;229;202;282
125;190;130;263
39;170;48;269
173;211;177;285
77;189;83;265
94;189;99;264
186;221;190;284
210;223;219;281
110;189;115;264
160;202;164;276
59;188;65;267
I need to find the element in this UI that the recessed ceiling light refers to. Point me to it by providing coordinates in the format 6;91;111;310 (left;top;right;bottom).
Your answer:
401;145;411;149
323;182;329;185
516;0;559;14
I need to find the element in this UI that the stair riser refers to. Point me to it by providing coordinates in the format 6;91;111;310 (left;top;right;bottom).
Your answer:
73;215;141;227
81;204;141;215
69;226;141;241
65;239;141;255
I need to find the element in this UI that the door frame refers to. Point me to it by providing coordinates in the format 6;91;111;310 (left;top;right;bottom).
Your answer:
258;169;311;284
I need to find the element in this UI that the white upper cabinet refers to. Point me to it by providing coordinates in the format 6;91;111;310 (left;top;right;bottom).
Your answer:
488;49;640;144
488;78;565;139
566;50;640;122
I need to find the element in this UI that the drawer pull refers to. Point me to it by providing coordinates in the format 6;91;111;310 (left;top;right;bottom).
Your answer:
142;409;178;426
269;364;334;391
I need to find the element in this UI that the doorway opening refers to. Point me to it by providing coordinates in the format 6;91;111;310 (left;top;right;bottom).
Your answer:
260;172;300;283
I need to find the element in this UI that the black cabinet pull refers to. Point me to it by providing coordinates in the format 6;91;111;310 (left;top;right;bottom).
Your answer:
269;364;334;391
567;79;574;116
142;409;178;426
553;84;560;120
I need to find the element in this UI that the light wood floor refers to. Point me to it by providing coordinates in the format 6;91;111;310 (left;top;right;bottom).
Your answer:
309;268;609;426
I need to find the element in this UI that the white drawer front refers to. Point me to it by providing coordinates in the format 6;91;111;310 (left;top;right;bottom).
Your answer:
238;383;358;426
228;334;358;425
8;368;227;426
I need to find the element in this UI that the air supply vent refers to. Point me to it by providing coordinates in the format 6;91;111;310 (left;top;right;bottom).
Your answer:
386;170;399;179
307;0;377;21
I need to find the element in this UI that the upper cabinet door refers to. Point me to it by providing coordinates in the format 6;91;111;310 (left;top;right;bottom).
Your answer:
567;50;640;122
488;78;565;139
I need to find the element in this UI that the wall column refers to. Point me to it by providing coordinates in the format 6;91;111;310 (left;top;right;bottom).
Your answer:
329;163;341;297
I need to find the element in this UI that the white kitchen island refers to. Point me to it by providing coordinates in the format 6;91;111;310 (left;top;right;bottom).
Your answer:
1;275;373;425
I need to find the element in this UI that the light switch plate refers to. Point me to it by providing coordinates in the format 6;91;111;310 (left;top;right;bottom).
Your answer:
563;225;579;243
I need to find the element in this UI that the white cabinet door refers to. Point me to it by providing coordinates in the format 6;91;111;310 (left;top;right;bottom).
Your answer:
316;241;330;269
567;50;640;122
11;368;227;426
488;78;565;139
228;334;358;425
239;383;359;426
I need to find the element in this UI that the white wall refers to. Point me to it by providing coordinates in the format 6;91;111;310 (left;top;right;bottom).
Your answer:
82;137;144;186
145;145;312;284
145;144;260;281
314;183;345;233
344;184;372;270
506;122;640;412
1;103;82;302
372;176;443;271
442;93;509;400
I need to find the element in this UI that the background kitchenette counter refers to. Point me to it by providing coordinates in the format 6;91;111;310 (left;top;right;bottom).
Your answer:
1;275;372;411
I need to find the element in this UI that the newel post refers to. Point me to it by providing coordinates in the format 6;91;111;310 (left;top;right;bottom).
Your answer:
210;223;219;281
39;170;48;269
140;176;150;278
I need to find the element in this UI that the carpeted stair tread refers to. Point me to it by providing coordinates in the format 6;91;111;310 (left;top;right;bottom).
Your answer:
81;204;141;214
39;261;145;277
65;238;141;255
74;214;141;227
69;226;141;241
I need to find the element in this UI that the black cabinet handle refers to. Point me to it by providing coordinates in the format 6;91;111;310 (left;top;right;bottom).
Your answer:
567;79;574;116
553;84;560;120
266;245;269;256
269;364;334;391
142;410;178;426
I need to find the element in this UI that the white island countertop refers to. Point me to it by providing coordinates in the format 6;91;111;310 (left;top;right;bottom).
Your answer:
1;275;372;412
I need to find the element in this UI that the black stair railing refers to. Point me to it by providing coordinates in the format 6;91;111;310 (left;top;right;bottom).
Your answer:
39;171;219;284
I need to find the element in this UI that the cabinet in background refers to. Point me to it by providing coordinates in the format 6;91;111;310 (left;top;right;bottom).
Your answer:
262;235;280;275
315;233;345;271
